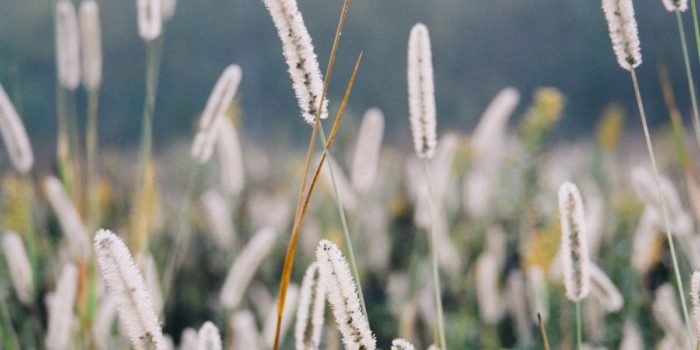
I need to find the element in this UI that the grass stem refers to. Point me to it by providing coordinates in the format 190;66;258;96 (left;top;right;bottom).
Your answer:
575;301;581;350
675;10;700;150
422;160;447;350
85;88;101;230
630;68;694;347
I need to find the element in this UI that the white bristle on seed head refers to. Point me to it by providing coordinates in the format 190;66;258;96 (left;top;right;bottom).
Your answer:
390;338;416;350
192;65;242;164
137;0;162;41
94;229;167;350
79;0;102;90
692;271;700;336
662;0;688;11
196;321;222;350
351;108;385;194
0;83;34;173
44;176;91;259
407;23;437;159
220;227;277;309
2;232;33;305
589;263;623;312
316;239;376;350
216;117;245;197
56;0;81;90
262;0;327;124
162;0;177;20
601;0;642;71
295;262;326;350
558;181;591;302
45;263;78;350
471;87;520;158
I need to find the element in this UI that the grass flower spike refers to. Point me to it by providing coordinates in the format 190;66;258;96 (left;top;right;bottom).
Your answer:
407;23;437;159
295;262;326;350
197;321;222;350
663;0;688;11
559;182;590;302
137;0;162;41
44;176;91;259
79;0;102;90
601;0;642;70
56;0;81;90
316;239;376;350
261;0;327;124
0;83;34;173
391;338;416;350
45;263;77;350
192;65;242;163
350;108;385;194
94;229;167;350
2;232;33;305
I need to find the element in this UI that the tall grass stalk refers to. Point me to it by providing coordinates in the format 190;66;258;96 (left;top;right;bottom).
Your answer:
630;68;694;346
86;89;100;229
160;163;200;301
55;86;76;201
272;1;350;348
421;161;447;350
316;122;367;317
537;313;551;350
132;38;163;252
20;176;37;285
273;52;361;350
675;10;700;150
575;301;582;350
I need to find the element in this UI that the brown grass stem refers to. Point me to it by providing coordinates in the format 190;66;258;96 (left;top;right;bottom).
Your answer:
272;52;361;350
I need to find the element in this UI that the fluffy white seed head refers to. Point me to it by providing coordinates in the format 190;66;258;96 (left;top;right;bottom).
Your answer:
79;0;102;89
92;296;119;349
295;262;326;350
56;0;81;90
558;182;591;302
137;0;162;41
45;263;78;350
179;327;199;350
653;284;686;339
230;310;262;349
44;176;91;259
475;252;504;324
216;117;245;197
390;338;416;350
262;0;327;124
589;263;623;312
191;65;242;163
601;0;642;70
162;0;177;20
351;108;385;194
692;271;700;336
2;232;33;305
407;23;437;159
316;239;376;350
137;253;163;314
94;229;167;350
471;87;520;158
220;227;277;309
196;321;222;350
619;321;644;350
526;266;549;322
200;189;236;250
662;0;688;11
0;83;34;173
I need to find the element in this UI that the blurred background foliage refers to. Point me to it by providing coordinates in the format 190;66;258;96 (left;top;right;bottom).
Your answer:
0;0;692;154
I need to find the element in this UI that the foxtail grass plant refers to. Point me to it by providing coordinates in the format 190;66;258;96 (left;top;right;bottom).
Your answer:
316;239;376;349
602;0;695;346
266;0;360;347
55;0;81;203
558;182;591;350
197;321;222;350
94;229;167;350
295;262;325;350
407;22;446;350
